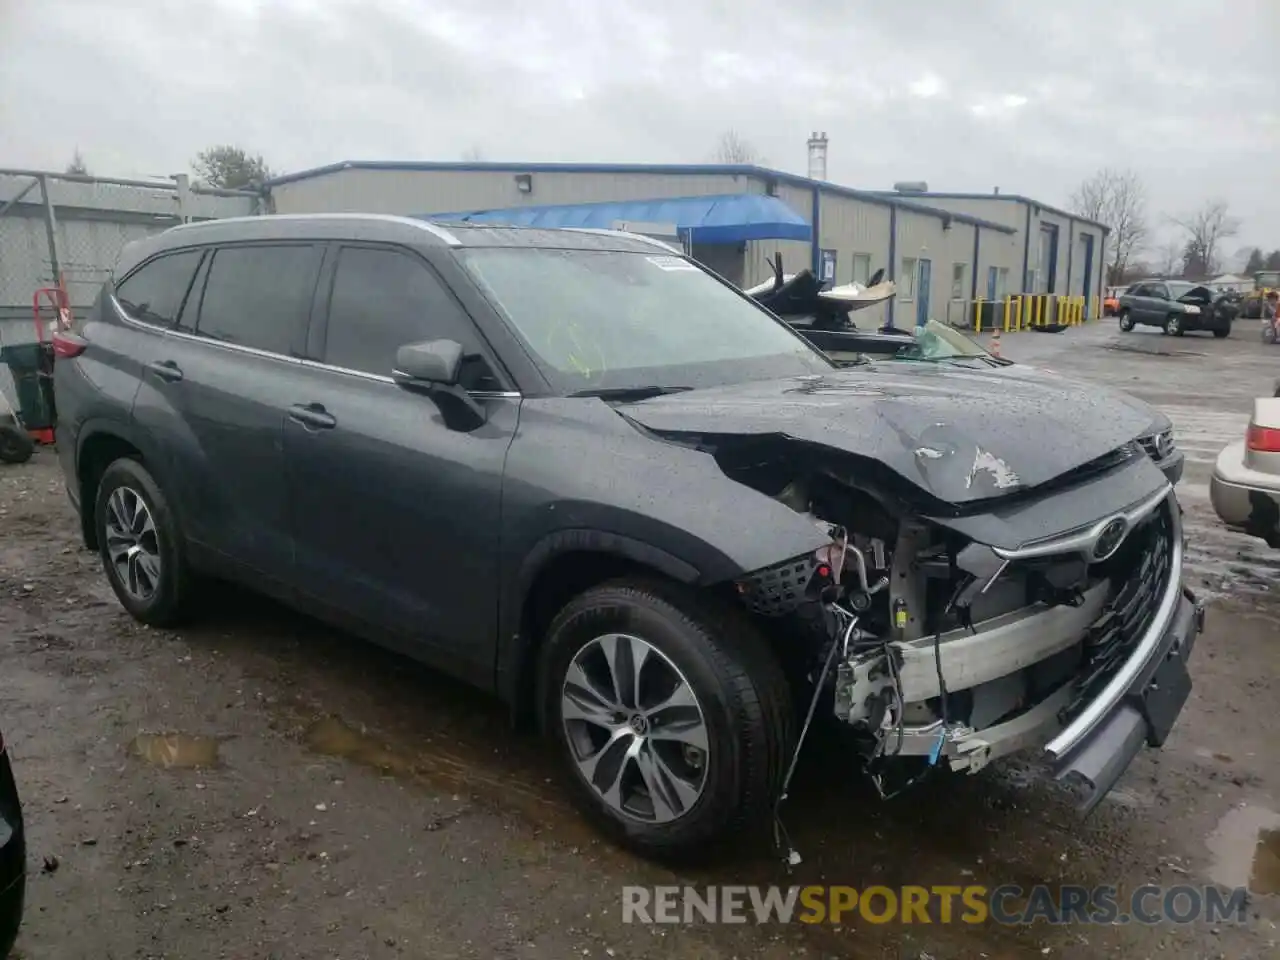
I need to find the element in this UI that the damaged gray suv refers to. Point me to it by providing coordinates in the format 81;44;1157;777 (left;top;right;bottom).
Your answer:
53;215;1203;860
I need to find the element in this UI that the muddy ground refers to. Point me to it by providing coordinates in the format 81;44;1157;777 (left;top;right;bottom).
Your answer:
1;320;1277;959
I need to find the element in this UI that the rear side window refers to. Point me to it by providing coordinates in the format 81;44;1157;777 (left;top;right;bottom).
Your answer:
196;244;320;355
114;250;203;328
322;246;478;376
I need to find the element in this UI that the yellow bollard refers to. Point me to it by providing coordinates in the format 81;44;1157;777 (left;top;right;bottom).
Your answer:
1002;295;1012;333
974;298;984;333
1034;295;1042;328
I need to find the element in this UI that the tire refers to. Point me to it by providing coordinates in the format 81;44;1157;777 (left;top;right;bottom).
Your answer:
93;458;195;627
1165;313;1184;336
1118;310;1135;332
0;426;34;465
539;578;793;862
1213;324;1231;339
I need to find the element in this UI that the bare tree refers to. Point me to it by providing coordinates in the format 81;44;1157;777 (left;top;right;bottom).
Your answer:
460;144;486;161
712;129;762;164
64;148;89;176
1169;200;1241;277
1069;167;1148;284
1152;239;1183;277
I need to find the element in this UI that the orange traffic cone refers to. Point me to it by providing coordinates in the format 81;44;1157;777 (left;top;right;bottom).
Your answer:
990;330;1001;358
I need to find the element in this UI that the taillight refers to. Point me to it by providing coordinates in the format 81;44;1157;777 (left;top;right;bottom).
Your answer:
1246;424;1280;453
51;331;87;359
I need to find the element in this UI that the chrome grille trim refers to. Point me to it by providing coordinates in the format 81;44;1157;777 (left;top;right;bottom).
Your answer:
1045;490;1184;759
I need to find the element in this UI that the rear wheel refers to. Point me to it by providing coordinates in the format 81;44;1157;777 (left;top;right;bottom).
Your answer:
540;578;793;862
1165;313;1184;336
1213;324;1231;339
1118;310;1135;332
94;458;195;627
0;426;33;465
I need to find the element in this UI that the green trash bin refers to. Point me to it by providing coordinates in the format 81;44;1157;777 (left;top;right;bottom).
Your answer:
0;342;57;432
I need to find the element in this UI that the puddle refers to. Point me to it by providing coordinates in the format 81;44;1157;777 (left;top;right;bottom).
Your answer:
1205;804;1280;895
129;733;221;769
304;716;414;776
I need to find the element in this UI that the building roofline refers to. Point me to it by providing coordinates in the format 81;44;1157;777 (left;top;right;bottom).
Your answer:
863;190;1110;233
263;161;1016;234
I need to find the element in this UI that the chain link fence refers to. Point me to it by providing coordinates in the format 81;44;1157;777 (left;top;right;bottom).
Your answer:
0;169;263;348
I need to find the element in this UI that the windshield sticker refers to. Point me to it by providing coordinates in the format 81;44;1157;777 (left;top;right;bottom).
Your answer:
646;256;699;272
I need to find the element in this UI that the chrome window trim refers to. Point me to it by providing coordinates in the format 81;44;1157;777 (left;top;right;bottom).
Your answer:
991;483;1172;561
112;295;521;399
1044;489;1184;759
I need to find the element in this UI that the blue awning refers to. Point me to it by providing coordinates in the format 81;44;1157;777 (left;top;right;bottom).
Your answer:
420;193;812;244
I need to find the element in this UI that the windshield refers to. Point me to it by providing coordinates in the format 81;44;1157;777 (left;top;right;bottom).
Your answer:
892;319;994;362
458;248;834;393
1166;281;1198;299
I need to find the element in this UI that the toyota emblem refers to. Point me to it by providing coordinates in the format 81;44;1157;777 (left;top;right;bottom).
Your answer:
1091;517;1129;561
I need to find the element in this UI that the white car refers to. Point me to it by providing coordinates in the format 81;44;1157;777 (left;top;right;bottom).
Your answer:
1210;395;1280;547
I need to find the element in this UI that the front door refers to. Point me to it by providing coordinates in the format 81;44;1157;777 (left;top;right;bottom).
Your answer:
283;243;516;686
916;258;932;326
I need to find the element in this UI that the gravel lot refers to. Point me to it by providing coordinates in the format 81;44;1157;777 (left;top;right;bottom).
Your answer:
1;319;1277;959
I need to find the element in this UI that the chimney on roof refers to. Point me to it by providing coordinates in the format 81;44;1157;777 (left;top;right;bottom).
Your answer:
807;131;828;181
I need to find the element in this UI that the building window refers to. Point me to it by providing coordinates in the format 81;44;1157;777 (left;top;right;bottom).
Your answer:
951;262;967;300
900;257;917;300
997;267;1010;299
852;253;871;286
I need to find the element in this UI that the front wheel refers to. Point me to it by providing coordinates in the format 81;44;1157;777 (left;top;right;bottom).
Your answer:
1213;324;1231;339
0;426;34;465
540;579;793;862
1165;313;1184;336
1118;310;1135;332
94;458;196;627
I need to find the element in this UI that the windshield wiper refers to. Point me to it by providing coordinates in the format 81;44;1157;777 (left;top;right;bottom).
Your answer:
568;385;694;401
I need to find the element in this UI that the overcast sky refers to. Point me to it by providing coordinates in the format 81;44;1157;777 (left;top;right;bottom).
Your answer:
2;0;1277;257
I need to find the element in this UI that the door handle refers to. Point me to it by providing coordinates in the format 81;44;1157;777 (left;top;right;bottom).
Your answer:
288;403;337;430
145;359;184;383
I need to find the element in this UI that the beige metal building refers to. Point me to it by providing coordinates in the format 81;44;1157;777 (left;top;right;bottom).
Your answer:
266;161;1105;327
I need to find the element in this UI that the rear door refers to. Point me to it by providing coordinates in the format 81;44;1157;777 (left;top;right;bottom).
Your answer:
131;241;324;587
283;243;518;685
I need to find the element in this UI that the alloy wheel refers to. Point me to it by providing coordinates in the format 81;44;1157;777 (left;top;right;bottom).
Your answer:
104;486;162;601
560;632;709;824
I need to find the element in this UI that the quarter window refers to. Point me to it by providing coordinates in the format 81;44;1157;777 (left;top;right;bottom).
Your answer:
323;246;481;379
114;250;203;328
196;244;319;355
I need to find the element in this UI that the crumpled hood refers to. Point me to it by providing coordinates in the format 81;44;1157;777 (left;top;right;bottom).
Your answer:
623;362;1159;504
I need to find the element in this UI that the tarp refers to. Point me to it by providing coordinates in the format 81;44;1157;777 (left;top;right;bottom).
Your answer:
419;193;812;244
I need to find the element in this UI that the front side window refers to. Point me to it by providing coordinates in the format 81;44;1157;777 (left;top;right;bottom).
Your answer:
323;246;480;377
197;244;319;355
458;248;831;394
114;249;203;328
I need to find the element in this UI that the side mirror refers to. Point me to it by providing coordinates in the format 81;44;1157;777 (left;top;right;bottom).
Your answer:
394;339;463;385
392;338;487;432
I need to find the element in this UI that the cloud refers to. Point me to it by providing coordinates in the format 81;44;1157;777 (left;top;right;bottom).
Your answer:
1;0;1277;248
